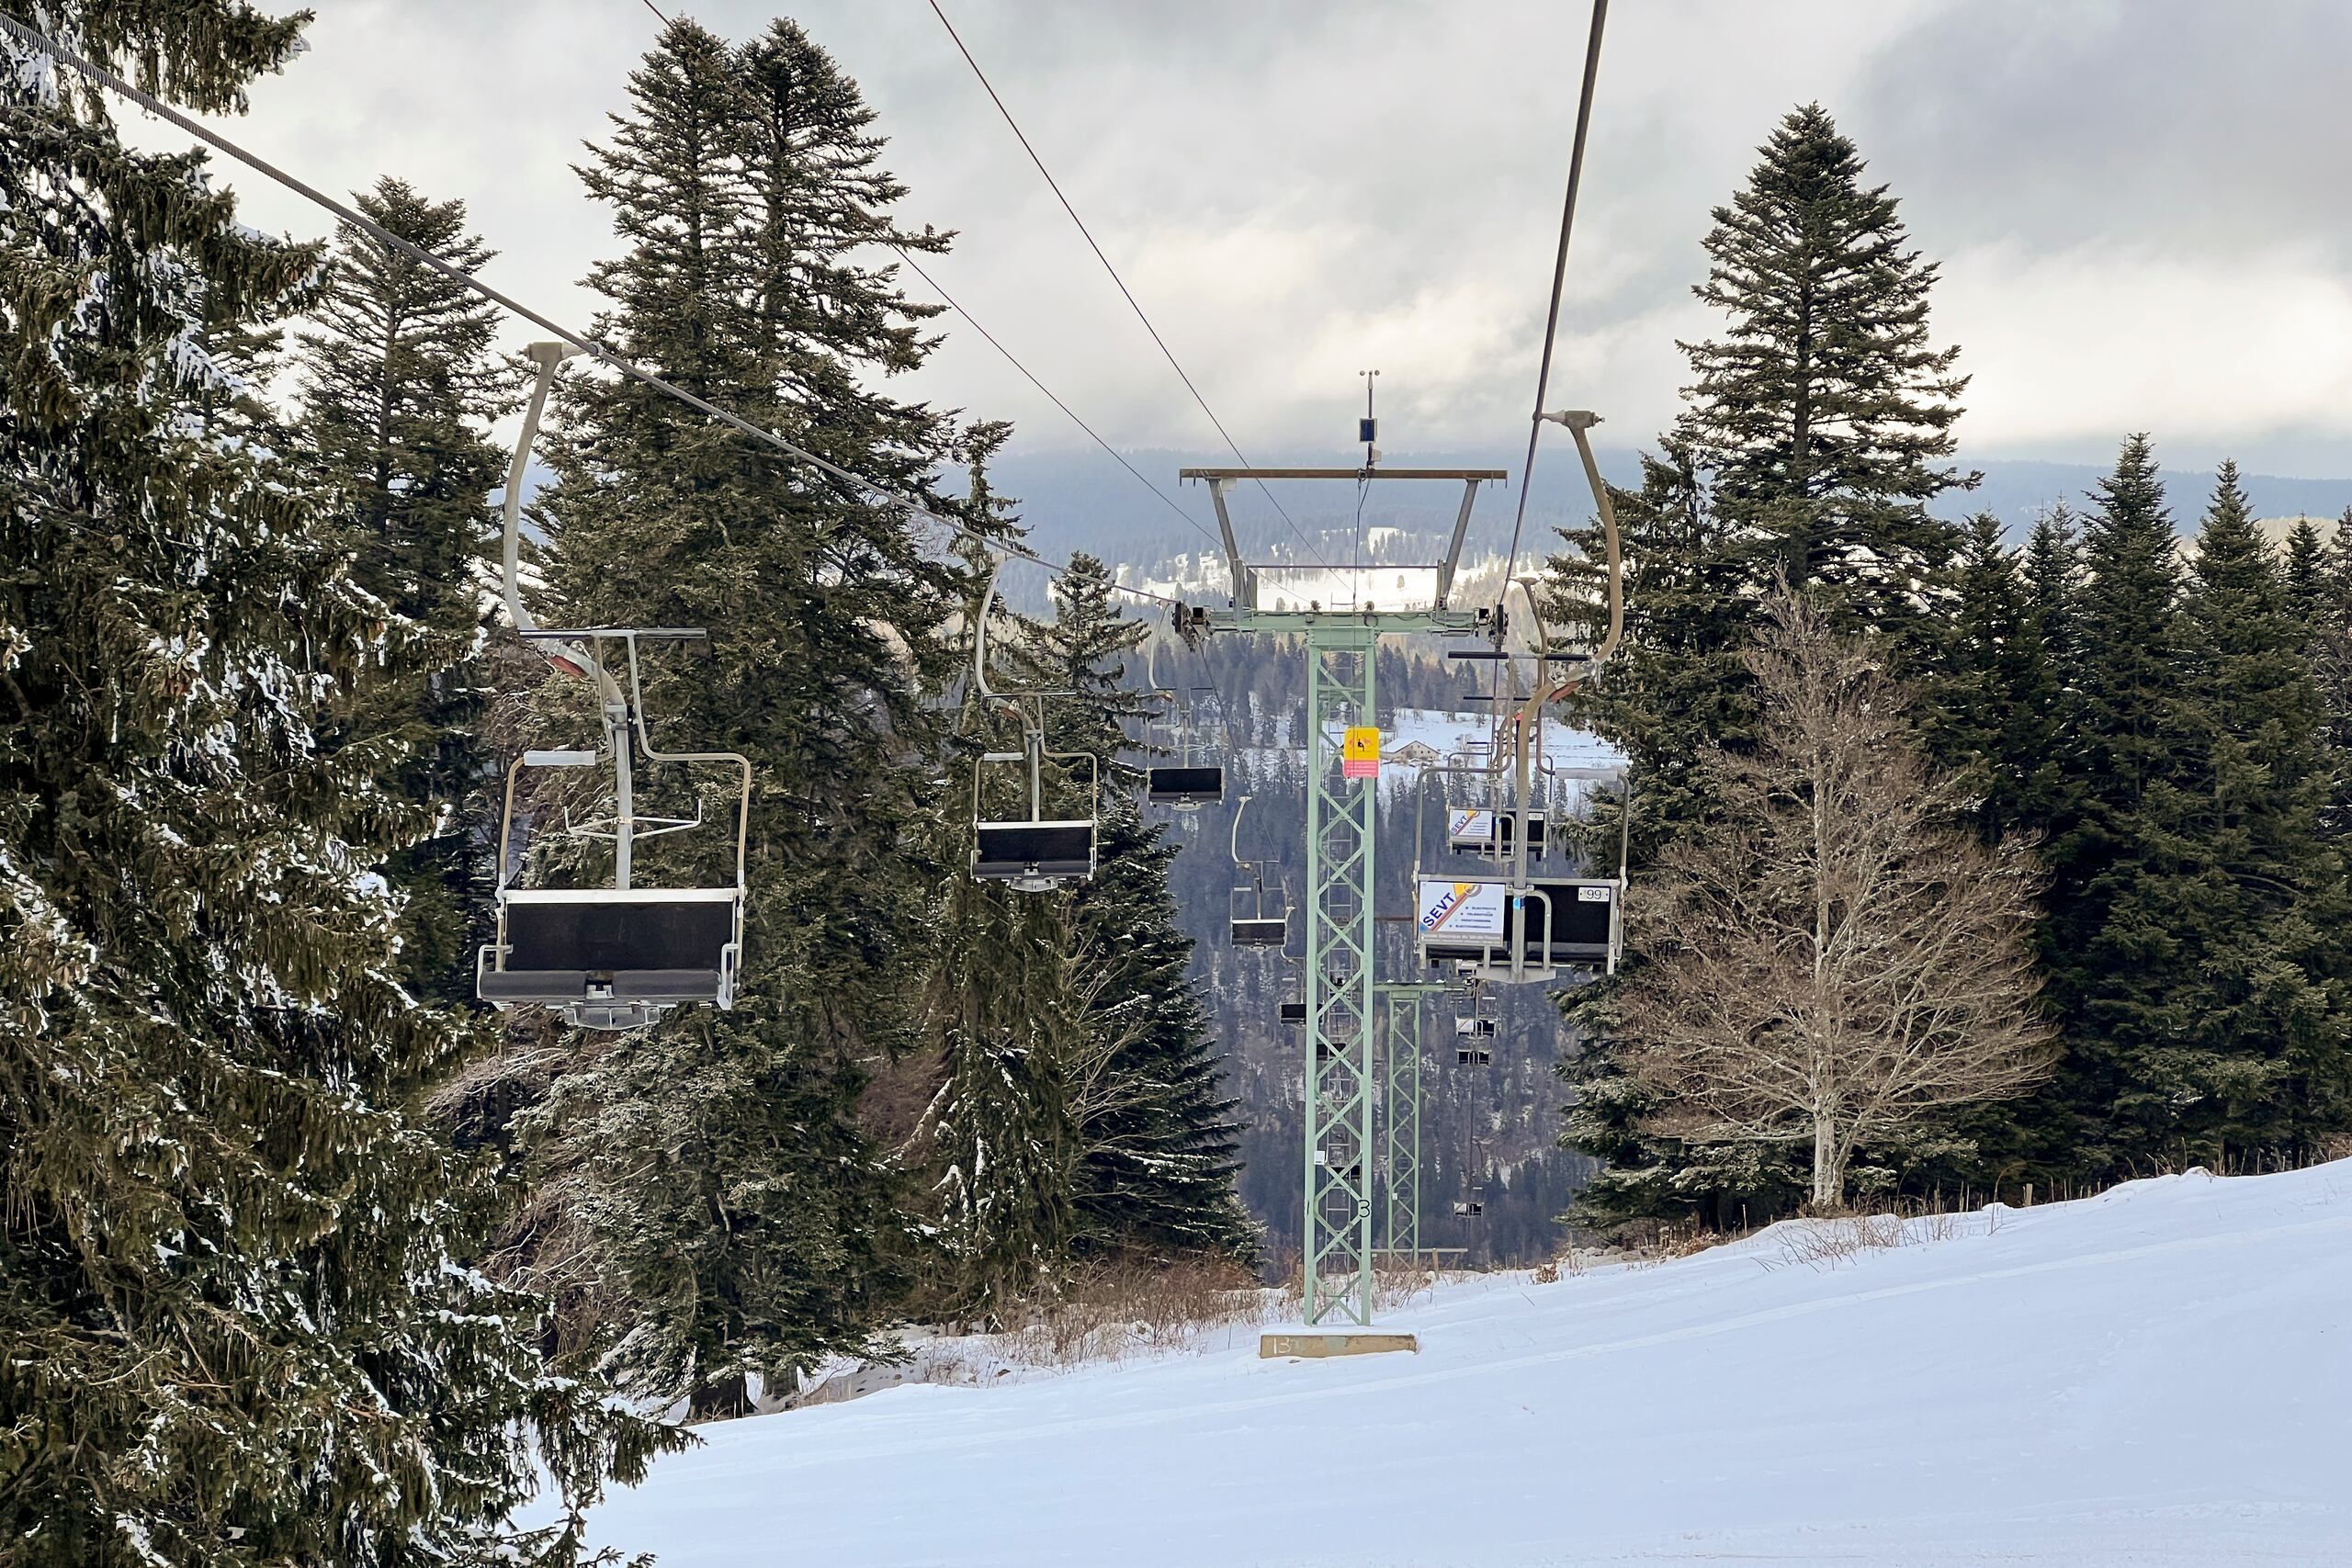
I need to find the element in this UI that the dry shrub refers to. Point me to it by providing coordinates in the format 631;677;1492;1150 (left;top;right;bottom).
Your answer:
1761;1195;2008;1273
1372;1258;1448;1312
1010;1253;1270;1367
1773;1213;1908;1270
1621;1219;1736;1270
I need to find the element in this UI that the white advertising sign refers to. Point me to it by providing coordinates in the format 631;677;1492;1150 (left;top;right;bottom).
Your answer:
1447;808;1495;846
1417;876;1510;942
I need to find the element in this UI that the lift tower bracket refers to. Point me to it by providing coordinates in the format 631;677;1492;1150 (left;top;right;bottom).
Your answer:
1182;467;1505;621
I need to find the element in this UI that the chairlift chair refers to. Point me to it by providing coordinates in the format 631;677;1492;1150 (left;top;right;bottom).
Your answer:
1148;764;1226;809
1458;982;1496;1066
1453;987;1497;1063
1229;904;1290;948
1143;650;1225;809
968;558;1101;893
477;344;752;1032
1279;998;1308;1027
1409;592;1631;984
1225;795;1291;946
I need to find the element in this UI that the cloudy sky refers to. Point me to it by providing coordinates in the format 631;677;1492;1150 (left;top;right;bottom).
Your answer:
149;0;2352;477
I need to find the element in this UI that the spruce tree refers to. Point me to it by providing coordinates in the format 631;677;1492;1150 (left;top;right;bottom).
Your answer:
2160;466;2350;1157
1921;506;2078;1185
2283;513;2327;627
1677;102;1974;635
1018;556;1253;1260
1545;436;1757;849
921;551;1252;1314
1920;513;2062;843
2037;436;2188;1171
2041;449;2352;1171
2022;504;2081;682
2312;509;2352;840
515;17;988;1418
1548;448;1796;1229
920;820;1083;1316
0;6;664;1559
297;177;511;1004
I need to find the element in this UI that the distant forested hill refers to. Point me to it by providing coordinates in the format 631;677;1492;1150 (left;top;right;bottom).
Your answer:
975;446;2352;596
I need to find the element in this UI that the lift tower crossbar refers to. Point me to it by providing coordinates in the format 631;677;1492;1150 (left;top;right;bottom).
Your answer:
1182;465;1498;1327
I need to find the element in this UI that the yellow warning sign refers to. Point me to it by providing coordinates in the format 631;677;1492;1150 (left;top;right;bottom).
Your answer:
1342;725;1381;780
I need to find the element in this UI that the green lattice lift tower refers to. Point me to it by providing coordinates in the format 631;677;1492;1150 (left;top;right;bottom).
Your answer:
1181;465;1503;1329
1376;980;1451;1265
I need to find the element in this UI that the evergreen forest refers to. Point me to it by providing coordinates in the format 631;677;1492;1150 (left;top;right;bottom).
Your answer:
6;6;2352;1564
1549;104;2352;1231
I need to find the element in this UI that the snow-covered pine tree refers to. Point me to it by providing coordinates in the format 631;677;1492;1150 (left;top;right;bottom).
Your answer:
919;548;1253;1314
1020;555;1254;1261
920;852;1085;1316
297;177;512;1004
515;17;989;1419
0;5;667;1559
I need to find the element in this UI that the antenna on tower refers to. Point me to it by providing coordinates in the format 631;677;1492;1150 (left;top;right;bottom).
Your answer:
1359;369;1381;469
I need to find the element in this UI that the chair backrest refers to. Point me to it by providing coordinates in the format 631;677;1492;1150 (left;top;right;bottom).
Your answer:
1147;764;1225;806
973;820;1095;880
1520;879;1615;959
503;887;738;973
1230;915;1290;947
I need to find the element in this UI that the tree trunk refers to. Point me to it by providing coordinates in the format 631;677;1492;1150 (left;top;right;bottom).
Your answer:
1812;1113;1840;1210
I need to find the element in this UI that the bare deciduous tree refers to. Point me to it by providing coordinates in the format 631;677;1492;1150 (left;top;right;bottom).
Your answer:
1618;589;2054;1208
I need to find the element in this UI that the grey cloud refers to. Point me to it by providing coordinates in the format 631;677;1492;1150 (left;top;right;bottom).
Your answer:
177;1;2352;478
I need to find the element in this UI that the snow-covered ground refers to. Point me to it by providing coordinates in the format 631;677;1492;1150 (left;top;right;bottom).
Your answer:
573;1162;2352;1566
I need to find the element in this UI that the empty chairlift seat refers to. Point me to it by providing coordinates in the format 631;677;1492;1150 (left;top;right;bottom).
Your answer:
1520;878;1618;964
1278;999;1308;1026
1229;874;1290;946
1147;764;1225;808
481;886;742;1011
973;819;1096;890
1230;913;1290;946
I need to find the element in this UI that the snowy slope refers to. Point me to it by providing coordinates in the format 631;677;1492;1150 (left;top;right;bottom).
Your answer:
575;1164;2352;1566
